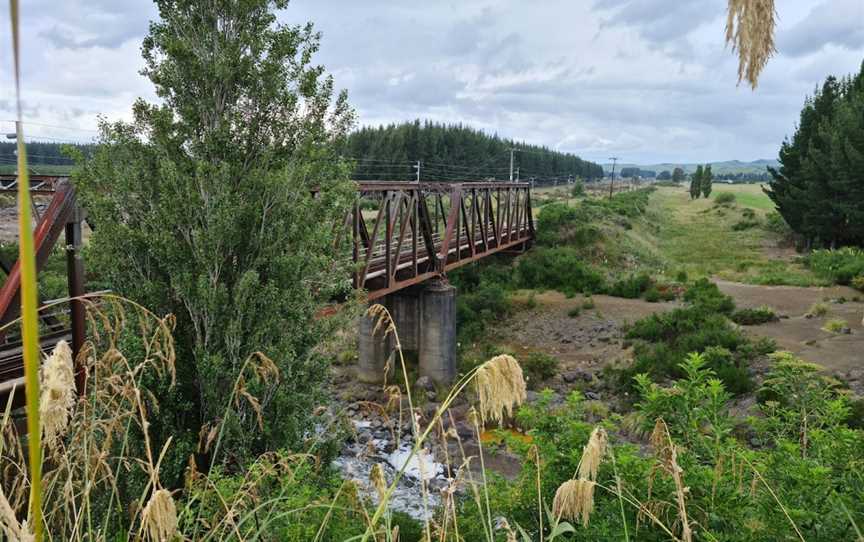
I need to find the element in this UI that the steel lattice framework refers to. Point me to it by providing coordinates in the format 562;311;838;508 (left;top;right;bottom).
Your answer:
344;182;534;299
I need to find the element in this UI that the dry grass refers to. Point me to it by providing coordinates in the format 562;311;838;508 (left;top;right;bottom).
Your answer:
474;354;527;426
726;0;777;89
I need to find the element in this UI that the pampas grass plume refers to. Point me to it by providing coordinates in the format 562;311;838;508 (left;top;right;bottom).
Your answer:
475;354;527;425
552;479;595;527
141;488;178;542
39;340;76;448
578;427;608;482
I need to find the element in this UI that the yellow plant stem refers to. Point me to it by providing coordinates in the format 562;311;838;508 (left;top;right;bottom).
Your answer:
9;0;43;539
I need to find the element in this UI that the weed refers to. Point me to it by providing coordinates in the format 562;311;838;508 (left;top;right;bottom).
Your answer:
808;302;829;317
607;272;652;299
568;307;581;318
582;296;596;310
823;319;849;333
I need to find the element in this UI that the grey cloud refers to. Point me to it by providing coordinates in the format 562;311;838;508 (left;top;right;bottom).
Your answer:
777;0;864;57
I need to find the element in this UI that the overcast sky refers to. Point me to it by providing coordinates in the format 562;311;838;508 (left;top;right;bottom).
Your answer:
1;0;862;164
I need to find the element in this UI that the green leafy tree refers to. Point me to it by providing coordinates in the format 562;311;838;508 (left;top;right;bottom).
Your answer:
690;165;703;199
701;164;713;198
672;166;685;184
657;170;672;180
74;0;355;468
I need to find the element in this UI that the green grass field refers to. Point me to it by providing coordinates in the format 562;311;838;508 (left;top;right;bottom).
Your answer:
638;185;820;285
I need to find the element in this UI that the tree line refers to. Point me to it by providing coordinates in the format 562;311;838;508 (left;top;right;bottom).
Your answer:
341;120;604;183
767;61;864;247
0;141;94;166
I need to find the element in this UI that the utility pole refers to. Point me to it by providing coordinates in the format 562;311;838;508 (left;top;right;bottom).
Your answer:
608;157;619;199
413;160;421;183
509;148;515;182
515;167;520;182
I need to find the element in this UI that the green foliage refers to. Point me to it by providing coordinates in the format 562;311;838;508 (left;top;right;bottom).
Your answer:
567;306;581;318
535;203;601;247
73;0;356;465
689;165;703;199
635;352;733;456
766;62;864;247
451;262;514;344
570;179;585;197
682;278;736;315
516;247;606;295
714;192;737;205
672;167;685;183
586;187;654;218
606;272;652;299
582;296;596;310
621;280;768;394
187;456;422;540
701;164;713;198
522;352;560;389
807;247;864;284
731;306;777;325
756;352;850;443
823;318;849;333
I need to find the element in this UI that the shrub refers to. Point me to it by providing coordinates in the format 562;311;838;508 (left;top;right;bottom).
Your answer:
522;352;560;388
683;278;735;314
807;247;864;285
535;203;601;247
570;180;585;197
620;279;764;394
852;275;864;292
582;296;596;310
732;218;760;231
516;247;606;294
823;318;849;333
675;269;688;283
607;272;652;299
731;306;778;325
643;286;661;302
714;192;736;205
567;306;581;318
808;301;829;317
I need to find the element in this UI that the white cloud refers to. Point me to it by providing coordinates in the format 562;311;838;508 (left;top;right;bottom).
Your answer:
1;0;861;164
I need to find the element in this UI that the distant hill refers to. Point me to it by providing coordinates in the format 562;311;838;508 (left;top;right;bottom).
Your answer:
603;159;778;176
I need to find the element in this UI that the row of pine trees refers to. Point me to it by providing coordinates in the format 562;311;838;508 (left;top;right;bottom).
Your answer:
766;61;864;247
341;120;604;182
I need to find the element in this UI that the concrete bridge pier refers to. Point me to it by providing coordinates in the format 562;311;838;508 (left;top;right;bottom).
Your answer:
418;279;457;385
357;278;457;385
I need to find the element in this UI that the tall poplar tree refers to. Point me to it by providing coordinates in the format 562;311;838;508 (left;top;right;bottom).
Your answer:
74;0;356;468
701;164;713;198
690;165;704;199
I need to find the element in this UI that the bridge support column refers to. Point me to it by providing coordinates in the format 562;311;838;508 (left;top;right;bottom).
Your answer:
389;288;421;352
418;278;457;385
357;302;393;384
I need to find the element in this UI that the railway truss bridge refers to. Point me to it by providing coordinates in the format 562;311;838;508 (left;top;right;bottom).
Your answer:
0;176;533;408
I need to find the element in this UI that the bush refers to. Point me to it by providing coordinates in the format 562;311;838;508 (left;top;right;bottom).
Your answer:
620;279;766;394
570;180;585;197
807;247;864;285
582;296;596;310
808;301;829;317
606;272;652;299
516;247;606;294
522;352;560;388
731;306;778;325
567;306;581;318
852;275;864;292
823;318;849;333
451;262;515;343
643;286;661;302
714;192;736;205
535;203;601;247
675;269;688;283
683;278;735;314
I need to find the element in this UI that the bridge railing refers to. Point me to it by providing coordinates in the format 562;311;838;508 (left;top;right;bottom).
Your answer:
341;182;534;299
